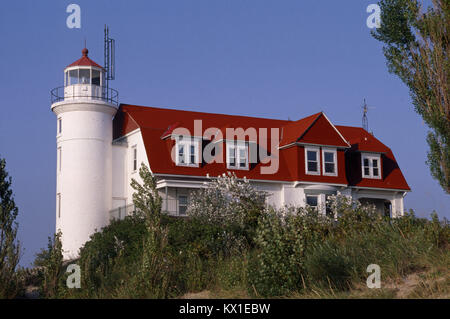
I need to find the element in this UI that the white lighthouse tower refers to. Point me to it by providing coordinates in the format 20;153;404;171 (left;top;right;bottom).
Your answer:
51;48;119;259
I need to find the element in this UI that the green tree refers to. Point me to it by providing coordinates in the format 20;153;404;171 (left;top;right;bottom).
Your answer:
0;157;21;298
372;0;449;193
34;231;64;298
130;164;172;298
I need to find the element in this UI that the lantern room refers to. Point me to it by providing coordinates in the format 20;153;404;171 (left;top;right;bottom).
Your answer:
64;48;104;87
62;48;105;102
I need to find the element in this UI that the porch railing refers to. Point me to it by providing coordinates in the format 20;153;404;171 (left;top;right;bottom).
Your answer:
109;198;189;221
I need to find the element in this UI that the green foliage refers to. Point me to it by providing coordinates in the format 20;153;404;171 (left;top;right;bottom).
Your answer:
248;208;307;297
0;157;22;298
372;0;450;193
77;216;147;293
32;173;449;299
187;172;267;248
34;231;64;298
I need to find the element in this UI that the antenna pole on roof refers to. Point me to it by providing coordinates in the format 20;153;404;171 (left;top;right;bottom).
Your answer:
104;25;116;100
362;99;377;133
362;99;369;131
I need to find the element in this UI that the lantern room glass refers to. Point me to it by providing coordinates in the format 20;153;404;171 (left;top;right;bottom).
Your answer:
79;69;90;84
65;68;103;86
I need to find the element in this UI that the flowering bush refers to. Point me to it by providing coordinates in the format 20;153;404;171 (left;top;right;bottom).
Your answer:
187;172;267;248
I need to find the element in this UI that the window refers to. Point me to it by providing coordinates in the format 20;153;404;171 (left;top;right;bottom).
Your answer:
322;148;337;176
227;142;248;170
306;195;318;208
92;70;101;86
58;118;62;134
79;69;90;84
132;146;137;172
57;147;62;172
69;69;78;85
361;154;381;179
57;193;61;218
178;195;188;216
305;147;320;175
176;138;199;167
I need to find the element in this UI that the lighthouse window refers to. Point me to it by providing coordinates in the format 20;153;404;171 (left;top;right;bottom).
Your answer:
92;70;101;86
58;118;62;134
57;194;61;218
79;69;90;84
69;69;78;85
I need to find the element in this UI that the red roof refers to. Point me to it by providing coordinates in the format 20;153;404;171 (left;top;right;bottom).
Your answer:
113;104;410;191
66;48;103;69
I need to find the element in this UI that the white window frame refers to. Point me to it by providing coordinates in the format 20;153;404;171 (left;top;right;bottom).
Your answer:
306;194;319;208
226;141;249;170
57;117;62;135
175;137;199;167
305;146;320;175
57;193;61;218
361;153;381;179
131;145;137;172
178;194;188;216
57;147;62;172
322;148;338;176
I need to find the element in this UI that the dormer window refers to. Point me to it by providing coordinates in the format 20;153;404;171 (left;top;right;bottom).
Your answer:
322;148;337;176
361;154;381;179
305;147;320;175
176;137;199;167
227;141;248;170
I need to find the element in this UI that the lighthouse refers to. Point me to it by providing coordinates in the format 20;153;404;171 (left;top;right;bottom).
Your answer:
50;48;119;259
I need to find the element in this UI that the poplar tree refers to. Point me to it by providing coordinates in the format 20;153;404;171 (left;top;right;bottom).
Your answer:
0;157;21;298
372;0;449;193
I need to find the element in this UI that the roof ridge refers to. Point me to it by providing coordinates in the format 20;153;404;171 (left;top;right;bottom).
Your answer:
121;104;292;123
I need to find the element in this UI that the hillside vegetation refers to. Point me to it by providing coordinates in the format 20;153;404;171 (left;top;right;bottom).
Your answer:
32;166;449;299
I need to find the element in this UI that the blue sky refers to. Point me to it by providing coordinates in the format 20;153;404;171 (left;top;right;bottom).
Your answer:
0;0;448;267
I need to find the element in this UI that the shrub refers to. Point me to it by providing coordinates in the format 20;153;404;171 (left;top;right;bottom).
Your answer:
77;215;148;293
187;172;266;248
248;208;307;297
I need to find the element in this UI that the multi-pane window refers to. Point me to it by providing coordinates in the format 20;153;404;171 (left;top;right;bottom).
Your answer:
322;148;337;176
227;142;248;170
178;195;188;216
361;154;381;179
176;138;199;167
305;147;320;175
65;68;102;86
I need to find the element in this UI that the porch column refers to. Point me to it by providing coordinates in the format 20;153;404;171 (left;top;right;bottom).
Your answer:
165;186;168;213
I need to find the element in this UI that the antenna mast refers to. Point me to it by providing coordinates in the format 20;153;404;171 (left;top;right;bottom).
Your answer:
362;98;369;131
104;25;115;99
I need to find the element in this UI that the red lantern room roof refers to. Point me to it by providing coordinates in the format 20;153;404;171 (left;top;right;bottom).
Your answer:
65;48;104;69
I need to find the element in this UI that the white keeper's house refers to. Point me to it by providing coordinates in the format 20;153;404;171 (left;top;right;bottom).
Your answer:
51;48;410;259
